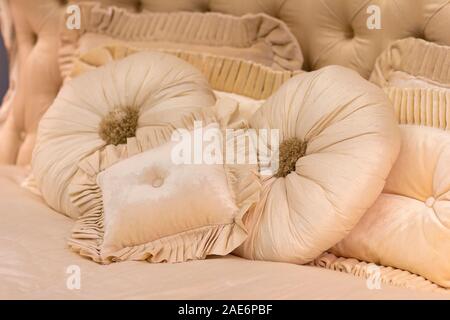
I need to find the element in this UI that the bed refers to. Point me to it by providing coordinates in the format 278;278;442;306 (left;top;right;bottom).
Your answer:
0;0;449;299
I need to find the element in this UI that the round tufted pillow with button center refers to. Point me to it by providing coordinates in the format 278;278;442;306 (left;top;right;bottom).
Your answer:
32;51;216;218
333;125;450;288
234;65;401;264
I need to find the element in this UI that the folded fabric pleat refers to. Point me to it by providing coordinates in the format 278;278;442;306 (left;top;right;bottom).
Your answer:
385;87;450;130
311;253;449;294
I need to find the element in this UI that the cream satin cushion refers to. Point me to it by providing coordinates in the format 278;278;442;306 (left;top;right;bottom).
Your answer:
333;125;450;288
234;65;401;264
68;124;260;264
32;51;216;218
370;38;450;90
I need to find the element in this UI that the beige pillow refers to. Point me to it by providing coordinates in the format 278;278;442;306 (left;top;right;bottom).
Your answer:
68;124;260;264
333;125;450;288
370;37;450;90
59;2;303;80
32;51;216;218
233;66;401;264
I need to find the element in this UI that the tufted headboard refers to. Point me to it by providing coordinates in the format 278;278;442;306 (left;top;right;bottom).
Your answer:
0;0;449;165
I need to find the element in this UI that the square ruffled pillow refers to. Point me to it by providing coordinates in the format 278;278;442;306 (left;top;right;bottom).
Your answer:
68;124;260;264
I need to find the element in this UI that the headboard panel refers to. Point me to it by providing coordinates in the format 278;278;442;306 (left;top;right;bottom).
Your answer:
0;0;449;164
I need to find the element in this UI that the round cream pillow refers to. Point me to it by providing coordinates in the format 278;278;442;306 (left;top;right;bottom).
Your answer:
32;52;215;218
234;65;401;264
333;125;450;288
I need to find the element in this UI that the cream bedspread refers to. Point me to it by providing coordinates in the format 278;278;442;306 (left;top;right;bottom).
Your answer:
0;166;447;300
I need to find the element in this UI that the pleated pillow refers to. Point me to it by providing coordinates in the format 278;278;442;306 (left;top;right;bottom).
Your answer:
67;44;300;100
234;66;401;264
370;37;450;90
32;51;216;218
59;2;303;100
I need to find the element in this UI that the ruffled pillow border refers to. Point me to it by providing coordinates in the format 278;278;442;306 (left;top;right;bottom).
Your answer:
370;37;450;88
67;111;261;264
59;2;303;84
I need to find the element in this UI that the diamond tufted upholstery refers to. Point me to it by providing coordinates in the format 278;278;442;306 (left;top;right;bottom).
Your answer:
0;0;449;165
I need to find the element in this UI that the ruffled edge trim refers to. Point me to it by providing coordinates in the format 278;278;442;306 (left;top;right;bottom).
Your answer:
384;87;450;130
68;44;301;100
68;104;261;264
59;2;303;81
370;37;450;88
311;252;449;294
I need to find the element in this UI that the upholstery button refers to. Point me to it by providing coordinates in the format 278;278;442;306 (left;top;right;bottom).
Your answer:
425;197;435;208
136;1;143;12
415;30;425;40
345;28;354;39
31;33;38;45
152;177;164;188
143;167;166;187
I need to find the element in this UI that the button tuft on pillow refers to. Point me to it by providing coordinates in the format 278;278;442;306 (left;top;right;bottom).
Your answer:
425;197;435;208
275;137;307;178
152;178;164;188
99;106;140;146
345;28;354;39
142;167;167;189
